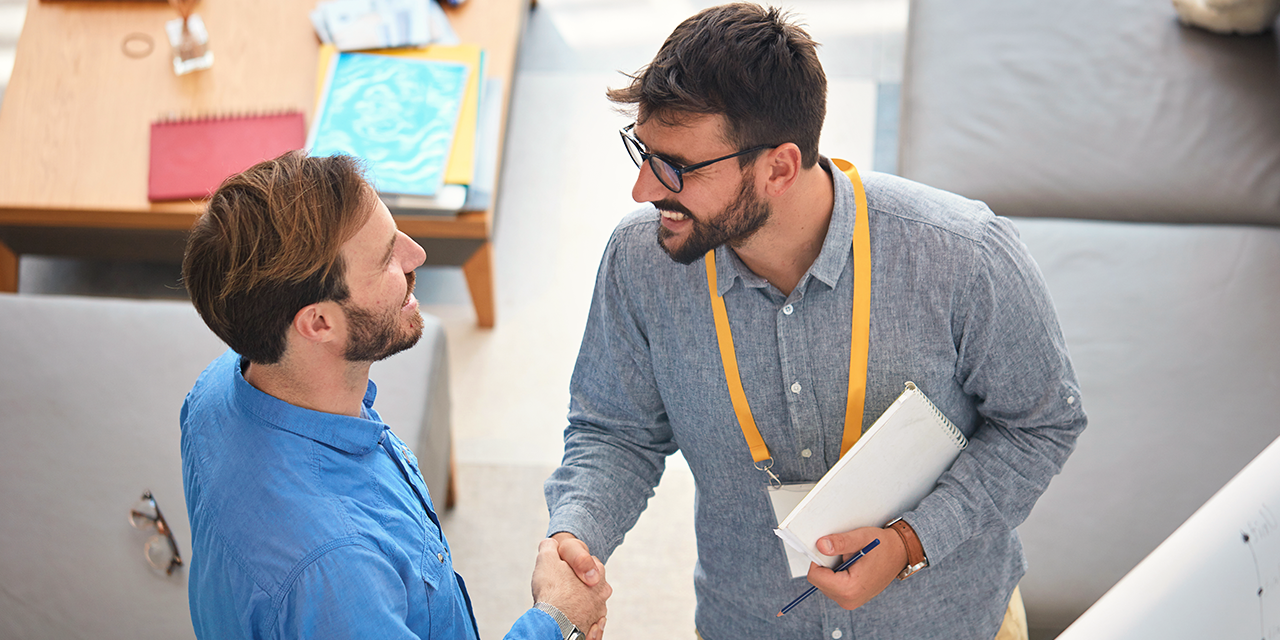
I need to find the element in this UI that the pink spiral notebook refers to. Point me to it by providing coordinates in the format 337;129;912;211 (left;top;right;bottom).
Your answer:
147;112;306;201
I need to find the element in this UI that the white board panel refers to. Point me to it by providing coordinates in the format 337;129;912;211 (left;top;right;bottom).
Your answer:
1059;434;1280;639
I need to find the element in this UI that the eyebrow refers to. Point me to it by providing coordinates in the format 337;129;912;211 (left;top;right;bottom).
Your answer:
634;129;695;167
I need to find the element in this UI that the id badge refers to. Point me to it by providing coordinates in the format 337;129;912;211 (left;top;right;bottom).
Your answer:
768;482;817;578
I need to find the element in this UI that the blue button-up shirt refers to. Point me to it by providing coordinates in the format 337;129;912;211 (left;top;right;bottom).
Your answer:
545;160;1087;639
182;350;558;640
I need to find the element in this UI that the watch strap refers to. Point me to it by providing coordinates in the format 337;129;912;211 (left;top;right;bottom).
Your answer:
533;602;584;640
886;517;928;580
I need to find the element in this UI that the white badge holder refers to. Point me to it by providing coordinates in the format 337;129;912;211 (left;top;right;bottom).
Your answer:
768;482;817;578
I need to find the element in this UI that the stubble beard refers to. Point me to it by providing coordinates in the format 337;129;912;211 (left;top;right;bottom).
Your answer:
341;271;424;363
655;174;772;265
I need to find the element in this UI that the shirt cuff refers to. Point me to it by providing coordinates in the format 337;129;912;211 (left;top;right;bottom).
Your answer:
547;503;614;562
903;488;969;565
513;607;563;640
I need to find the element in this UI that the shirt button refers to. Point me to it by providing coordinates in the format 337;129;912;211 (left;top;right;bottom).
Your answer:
783;304;794;315
437;553;444;563
832;630;843;639
791;382;802;394
801;448;812;458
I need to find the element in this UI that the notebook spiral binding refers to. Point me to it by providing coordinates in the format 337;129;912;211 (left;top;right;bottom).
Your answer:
152;108;304;125
904;381;969;450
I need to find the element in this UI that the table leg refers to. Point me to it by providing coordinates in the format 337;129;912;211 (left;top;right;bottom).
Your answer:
0;241;17;292
445;449;457;510
462;241;495;328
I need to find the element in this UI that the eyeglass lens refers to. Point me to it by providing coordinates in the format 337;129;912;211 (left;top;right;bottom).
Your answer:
622;130;682;192
144;535;177;573
130;495;157;530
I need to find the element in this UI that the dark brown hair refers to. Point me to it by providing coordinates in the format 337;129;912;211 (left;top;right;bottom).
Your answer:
182;151;372;364
607;3;827;167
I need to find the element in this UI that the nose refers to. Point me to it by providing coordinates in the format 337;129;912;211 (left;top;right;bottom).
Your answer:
400;232;427;271
631;162;674;203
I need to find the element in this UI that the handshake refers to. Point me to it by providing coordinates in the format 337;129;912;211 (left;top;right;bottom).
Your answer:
530;533;613;640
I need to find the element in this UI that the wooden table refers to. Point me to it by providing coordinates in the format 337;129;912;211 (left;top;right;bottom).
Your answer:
0;0;528;327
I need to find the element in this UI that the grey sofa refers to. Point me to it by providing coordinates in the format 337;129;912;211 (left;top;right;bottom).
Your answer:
0;293;452;639
899;0;1280;635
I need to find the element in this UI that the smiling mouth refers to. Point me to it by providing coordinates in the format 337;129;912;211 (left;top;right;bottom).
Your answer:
402;271;417;308
653;198;694;222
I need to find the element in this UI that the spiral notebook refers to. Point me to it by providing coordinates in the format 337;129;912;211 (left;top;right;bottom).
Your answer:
774;382;968;571
147;112;306;201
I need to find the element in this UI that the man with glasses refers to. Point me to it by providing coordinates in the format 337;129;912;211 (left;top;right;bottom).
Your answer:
180;151;610;640
543;3;1086;639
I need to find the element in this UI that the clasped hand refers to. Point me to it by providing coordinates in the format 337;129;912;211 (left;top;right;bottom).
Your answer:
805;526;908;611
532;537;611;639
529;537;609;637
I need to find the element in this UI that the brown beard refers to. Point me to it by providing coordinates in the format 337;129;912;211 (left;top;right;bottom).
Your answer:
654;174;771;265
340;271;423;362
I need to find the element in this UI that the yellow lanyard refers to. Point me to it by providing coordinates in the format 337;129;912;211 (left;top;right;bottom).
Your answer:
705;158;871;474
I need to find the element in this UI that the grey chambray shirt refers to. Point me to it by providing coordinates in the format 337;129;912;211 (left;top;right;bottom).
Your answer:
545;159;1087;639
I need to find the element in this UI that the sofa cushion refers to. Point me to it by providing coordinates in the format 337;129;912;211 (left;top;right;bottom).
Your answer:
899;0;1280;225
1012;217;1280;631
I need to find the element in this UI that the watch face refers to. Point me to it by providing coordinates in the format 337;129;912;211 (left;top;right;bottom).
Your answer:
567;629;586;640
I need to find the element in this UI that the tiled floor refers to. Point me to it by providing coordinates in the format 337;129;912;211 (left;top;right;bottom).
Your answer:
0;1;907;637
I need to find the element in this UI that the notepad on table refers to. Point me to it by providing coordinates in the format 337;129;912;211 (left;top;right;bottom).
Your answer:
774;382;968;570
147;112;306;202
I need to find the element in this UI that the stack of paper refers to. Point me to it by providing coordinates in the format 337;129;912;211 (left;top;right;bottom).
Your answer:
309;44;496;216
310;0;458;51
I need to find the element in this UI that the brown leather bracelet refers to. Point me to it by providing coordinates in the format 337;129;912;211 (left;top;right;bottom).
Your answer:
886;517;928;580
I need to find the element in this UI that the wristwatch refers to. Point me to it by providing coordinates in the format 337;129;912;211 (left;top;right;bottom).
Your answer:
533;602;586;640
885;517;929;580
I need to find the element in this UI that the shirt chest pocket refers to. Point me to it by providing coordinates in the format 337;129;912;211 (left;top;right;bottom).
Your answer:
420;533;451;590
416;528;478;639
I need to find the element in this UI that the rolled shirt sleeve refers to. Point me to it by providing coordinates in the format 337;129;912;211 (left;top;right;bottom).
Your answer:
903;214;1087;564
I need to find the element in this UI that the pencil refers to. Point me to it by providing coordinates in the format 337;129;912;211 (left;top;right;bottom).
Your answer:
776;538;880;617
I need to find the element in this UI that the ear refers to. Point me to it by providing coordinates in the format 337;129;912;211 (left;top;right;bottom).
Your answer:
291;302;339;345
759;143;803;198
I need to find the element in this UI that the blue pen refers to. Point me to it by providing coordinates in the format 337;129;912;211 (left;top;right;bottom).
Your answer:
776;538;881;617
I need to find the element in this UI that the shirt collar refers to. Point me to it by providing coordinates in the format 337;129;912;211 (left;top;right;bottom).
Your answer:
711;246;769;296
232;355;387;455
710;156;858;295
808;156;858;289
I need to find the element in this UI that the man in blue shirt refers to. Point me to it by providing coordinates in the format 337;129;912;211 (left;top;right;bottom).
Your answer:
180;151;610;640
544;4;1084;639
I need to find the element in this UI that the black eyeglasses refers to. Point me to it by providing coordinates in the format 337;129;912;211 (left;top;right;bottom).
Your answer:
620;123;775;193
129;490;183;575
